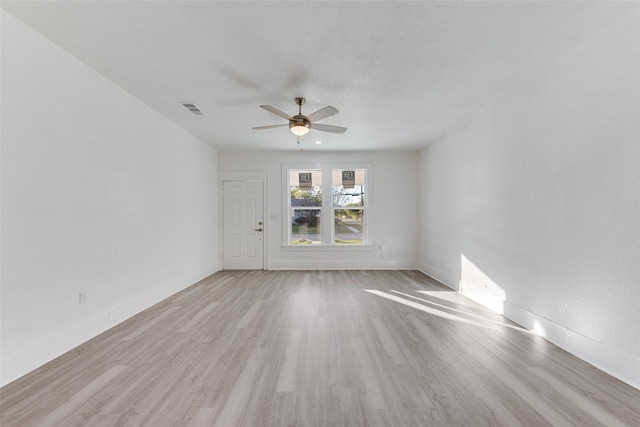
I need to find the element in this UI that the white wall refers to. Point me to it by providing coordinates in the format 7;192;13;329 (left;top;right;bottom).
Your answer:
219;150;418;270
418;10;640;388
0;12;219;386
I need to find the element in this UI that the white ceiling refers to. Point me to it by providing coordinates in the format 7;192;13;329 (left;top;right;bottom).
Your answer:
2;1;636;151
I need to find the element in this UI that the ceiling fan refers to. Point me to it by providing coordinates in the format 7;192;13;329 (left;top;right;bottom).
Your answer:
253;97;347;136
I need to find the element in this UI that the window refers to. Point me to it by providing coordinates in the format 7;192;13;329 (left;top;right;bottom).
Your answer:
332;169;365;244
285;163;371;247
289;169;322;244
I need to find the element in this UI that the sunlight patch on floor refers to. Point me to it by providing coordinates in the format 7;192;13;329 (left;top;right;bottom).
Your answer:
364;290;533;335
390;290;528;332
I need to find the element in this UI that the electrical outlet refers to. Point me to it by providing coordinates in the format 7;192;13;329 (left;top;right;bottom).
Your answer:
79;292;87;305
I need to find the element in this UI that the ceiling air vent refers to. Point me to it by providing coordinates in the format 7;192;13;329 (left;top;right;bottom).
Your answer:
181;102;204;115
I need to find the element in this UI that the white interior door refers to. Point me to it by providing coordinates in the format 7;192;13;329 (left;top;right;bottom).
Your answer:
223;180;264;270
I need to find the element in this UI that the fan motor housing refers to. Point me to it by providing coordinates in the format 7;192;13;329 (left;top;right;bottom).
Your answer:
290;115;311;130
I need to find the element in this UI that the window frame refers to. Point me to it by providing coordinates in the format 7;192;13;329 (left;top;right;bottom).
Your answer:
283;162;373;249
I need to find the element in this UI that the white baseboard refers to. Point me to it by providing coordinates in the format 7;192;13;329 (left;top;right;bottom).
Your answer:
417;266;639;391
459;280;506;314
1;311;112;388
417;261;458;290
457;279;639;391
502;300;640;391
269;259;417;270
0;267;218;387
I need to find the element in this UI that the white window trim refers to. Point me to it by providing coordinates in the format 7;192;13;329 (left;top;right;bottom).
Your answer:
282;162;373;249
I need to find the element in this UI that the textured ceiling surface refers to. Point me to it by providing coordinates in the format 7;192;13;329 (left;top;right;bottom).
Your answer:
2;1;636;151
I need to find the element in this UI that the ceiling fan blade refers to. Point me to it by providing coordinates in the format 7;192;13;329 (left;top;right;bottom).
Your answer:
306;106;339;122
252;124;289;130
312;123;347;134
259;105;293;120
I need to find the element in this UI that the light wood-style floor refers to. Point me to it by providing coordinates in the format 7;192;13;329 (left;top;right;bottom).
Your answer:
1;270;639;426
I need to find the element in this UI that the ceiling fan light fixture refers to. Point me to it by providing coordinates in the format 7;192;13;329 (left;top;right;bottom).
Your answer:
290;123;310;136
254;98;346;140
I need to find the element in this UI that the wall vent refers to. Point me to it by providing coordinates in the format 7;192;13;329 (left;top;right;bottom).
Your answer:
181;102;204;115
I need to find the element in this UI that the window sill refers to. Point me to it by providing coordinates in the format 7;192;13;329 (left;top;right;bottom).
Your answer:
282;244;376;251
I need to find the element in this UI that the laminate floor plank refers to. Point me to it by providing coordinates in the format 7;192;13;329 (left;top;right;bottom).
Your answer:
2;270;639;426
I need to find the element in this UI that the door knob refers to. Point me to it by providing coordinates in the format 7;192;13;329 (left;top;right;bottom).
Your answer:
254;228;263;232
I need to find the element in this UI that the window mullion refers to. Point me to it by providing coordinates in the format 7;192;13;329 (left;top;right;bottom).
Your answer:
321;167;333;245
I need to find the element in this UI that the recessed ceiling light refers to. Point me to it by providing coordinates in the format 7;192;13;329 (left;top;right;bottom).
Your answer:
315;141;322;145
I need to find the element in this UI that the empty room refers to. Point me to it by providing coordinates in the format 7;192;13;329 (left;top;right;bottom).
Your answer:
1;1;639;426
